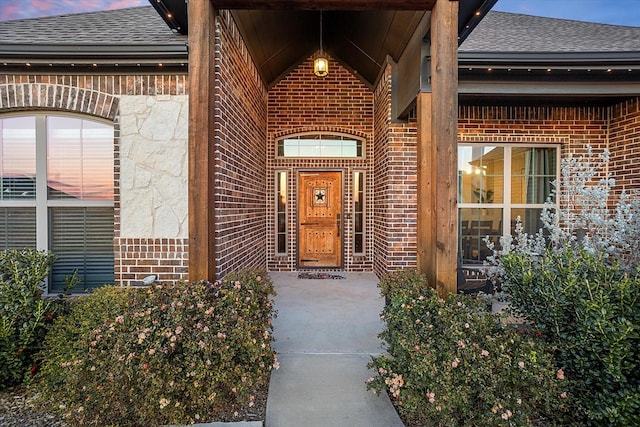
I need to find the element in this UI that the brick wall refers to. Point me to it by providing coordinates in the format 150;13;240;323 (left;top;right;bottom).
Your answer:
610;98;640;194
459;105;609;153
0;74;190;286
372;64;418;277
266;53;374;271
213;10;268;277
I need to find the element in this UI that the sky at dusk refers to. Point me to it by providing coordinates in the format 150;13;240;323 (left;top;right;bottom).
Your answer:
0;0;639;26
493;0;640;27
0;0;148;21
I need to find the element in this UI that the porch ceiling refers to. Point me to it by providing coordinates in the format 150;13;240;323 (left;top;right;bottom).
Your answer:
154;0;494;87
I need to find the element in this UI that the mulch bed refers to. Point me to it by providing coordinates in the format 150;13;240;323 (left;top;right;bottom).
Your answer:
0;386;66;427
0;379;270;426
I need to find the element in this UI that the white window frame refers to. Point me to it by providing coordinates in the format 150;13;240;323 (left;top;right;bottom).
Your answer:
0;113;114;292
276;132;366;159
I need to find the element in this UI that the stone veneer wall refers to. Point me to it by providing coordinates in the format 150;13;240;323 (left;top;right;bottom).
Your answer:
610;98;640;195
213;11;268;277
372;64;419;278
0;75;190;286
266;53;374;271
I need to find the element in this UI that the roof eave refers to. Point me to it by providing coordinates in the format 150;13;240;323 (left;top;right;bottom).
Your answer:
459;50;640;67
0;43;189;64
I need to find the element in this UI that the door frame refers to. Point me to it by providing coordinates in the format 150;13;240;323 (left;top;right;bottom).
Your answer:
296;168;345;270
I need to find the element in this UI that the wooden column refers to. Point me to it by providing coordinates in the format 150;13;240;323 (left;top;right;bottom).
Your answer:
188;0;217;282
417;0;458;296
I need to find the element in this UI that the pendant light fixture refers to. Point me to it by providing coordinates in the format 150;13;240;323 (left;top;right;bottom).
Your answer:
314;11;329;77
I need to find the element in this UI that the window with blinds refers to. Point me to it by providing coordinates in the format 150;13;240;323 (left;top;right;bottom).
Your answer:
0;114;114;292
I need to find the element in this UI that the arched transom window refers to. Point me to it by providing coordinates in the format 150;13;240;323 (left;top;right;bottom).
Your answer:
277;133;364;158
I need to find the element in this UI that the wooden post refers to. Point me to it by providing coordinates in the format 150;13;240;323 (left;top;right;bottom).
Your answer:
417;0;458;296
188;0;217;282
416;92;436;286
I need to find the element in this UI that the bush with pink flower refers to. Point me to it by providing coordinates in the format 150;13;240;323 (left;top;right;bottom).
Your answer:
35;269;276;426
367;269;574;426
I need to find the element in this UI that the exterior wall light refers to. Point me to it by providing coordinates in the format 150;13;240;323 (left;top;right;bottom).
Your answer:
314;54;329;77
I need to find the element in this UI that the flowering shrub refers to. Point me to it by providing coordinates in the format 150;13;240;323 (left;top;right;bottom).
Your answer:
487;146;640;274
368;270;573;426
35;269;276;426
0;249;57;389
485;147;640;424
500;248;640;425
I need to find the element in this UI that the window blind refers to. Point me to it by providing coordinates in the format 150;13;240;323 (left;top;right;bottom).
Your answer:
49;207;114;292
0;207;36;249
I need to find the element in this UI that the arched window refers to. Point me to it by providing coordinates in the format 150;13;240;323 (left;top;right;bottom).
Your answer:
277;133;364;158
0;114;114;292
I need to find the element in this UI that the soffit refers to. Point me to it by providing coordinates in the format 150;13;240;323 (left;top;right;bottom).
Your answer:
232;10;427;86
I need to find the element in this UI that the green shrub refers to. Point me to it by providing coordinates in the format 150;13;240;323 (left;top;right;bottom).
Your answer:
35;269;277;426
0;249;57;389
378;268;429;300
500;248;640;425
368;269;573;427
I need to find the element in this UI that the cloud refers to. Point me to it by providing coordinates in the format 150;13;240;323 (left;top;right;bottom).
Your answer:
0;0;148;21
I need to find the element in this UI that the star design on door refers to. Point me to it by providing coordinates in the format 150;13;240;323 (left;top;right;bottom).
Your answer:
315;189;326;203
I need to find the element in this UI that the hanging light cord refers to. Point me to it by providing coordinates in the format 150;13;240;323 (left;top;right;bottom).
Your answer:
320;11;323;53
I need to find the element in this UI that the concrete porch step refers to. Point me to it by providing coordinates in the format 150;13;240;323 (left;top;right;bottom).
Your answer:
266;353;403;427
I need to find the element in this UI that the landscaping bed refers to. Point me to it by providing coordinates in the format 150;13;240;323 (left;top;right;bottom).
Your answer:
1;252;276;427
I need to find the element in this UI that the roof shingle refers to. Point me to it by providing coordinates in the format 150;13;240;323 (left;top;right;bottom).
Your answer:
461;11;640;53
0;6;186;46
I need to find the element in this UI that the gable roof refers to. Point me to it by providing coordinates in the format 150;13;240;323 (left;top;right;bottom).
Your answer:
0;2;491;86
2;5;639;100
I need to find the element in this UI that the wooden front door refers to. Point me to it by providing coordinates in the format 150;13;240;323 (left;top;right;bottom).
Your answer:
298;171;342;268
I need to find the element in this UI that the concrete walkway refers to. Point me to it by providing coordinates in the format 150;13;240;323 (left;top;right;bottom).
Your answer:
265;272;404;427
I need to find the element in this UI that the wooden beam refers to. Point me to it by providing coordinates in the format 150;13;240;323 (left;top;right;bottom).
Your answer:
210;0;437;10
419;0;458;296
188;0;217;282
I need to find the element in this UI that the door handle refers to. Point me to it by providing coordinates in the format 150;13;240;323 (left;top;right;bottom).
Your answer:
336;219;341;237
